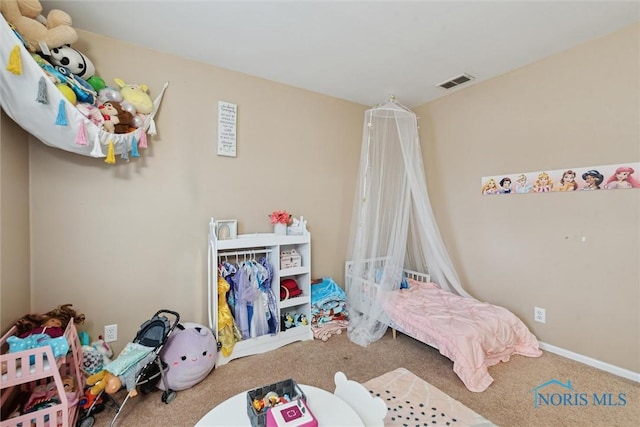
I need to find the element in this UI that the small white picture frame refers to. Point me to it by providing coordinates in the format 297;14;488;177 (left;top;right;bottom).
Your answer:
215;220;237;240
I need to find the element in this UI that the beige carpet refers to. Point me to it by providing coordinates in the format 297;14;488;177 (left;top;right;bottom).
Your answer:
88;330;639;427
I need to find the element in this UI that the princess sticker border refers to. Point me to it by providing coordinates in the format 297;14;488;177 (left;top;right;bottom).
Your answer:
481;162;640;195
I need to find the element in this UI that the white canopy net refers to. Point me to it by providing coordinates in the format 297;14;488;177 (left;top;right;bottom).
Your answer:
346;98;470;347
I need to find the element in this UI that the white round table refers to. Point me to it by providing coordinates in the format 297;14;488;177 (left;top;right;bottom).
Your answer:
195;384;364;426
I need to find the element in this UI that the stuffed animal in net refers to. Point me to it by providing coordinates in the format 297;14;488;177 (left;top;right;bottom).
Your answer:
0;0;78;52
44;44;95;80
114;78;154;114
43;44;106;97
99;100;133;134
158;322;218;391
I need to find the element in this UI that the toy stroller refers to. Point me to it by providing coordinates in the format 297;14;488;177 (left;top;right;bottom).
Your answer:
77;309;180;427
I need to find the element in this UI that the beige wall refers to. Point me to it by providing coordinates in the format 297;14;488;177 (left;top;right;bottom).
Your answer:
25;31;364;352
0;111;31;331
414;23;639;372
1;22;637;374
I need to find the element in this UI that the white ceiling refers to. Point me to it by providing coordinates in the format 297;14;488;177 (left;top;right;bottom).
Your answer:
43;1;639;108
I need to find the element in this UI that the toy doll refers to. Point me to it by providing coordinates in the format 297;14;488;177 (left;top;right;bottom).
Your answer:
14;304;85;338
2;305;84;374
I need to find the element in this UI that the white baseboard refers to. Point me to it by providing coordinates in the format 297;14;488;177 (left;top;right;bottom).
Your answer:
539;341;640;383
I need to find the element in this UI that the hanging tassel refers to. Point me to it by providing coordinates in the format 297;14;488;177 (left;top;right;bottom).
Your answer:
139;131;148;148
147;118;157;135
120;138;129;161
130;135;140;158
55;100;67;126
6;45;21;75
75;121;87;145
36;76;48;104
105;141;116;164
90;135;104;158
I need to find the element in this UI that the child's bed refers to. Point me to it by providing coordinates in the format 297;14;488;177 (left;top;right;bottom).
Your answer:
345;259;542;392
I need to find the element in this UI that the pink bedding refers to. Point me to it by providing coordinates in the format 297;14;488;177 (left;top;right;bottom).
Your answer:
384;280;542;392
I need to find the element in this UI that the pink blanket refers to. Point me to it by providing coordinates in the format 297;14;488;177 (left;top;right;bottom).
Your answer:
384;280;542;392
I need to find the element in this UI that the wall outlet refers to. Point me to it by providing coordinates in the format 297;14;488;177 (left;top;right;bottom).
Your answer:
104;324;118;342
534;307;546;324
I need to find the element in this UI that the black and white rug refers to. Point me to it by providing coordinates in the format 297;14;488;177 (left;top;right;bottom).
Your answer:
364;368;497;427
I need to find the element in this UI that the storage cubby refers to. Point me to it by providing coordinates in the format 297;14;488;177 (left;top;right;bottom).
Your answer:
208;218;313;365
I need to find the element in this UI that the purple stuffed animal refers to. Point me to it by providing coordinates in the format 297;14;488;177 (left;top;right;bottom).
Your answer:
158;322;218;391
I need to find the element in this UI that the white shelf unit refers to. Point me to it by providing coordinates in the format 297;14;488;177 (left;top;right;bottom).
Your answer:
208;218;313;365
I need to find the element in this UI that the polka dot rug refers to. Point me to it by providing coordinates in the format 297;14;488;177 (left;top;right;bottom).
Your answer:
363;368;497;427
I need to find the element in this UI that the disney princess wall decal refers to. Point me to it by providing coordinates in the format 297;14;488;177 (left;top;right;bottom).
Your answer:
515;174;533;194
481;178;500;195
603;166;640;189
499;177;512;194
533;172;553;193
581;169;604;190
481;162;639;196
553;170;578;191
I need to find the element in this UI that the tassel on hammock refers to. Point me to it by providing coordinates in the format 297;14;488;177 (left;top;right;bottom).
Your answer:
90;135;104;158
55;100;67;126
75;121;87;145
130;135;140;158
6;45;21;75
147;118;157;136
120;139;129;161
105;140;116;164
139;131;148;148
36;76;48;104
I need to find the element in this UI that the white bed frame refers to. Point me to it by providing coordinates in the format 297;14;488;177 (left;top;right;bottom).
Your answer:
344;258;438;347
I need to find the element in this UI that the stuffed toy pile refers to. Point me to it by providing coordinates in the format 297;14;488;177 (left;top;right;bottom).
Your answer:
1;0;158;164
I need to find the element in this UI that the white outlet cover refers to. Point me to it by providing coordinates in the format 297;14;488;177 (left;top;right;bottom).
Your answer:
104;324;118;342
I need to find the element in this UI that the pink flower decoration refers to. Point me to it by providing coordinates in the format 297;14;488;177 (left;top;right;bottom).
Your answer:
269;210;291;225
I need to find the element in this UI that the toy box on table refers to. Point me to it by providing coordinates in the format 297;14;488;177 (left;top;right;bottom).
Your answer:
247;378;316;427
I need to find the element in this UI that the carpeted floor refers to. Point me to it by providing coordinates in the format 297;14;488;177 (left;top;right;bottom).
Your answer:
89;330;639;427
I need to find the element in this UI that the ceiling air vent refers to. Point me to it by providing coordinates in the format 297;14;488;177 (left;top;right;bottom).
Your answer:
437;73;475;90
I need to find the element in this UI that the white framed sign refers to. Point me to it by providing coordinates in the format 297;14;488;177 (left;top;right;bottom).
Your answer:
215;219;237;240
217;101;237;157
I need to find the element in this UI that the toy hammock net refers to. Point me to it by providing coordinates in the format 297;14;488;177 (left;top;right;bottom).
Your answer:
0;13;168;164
